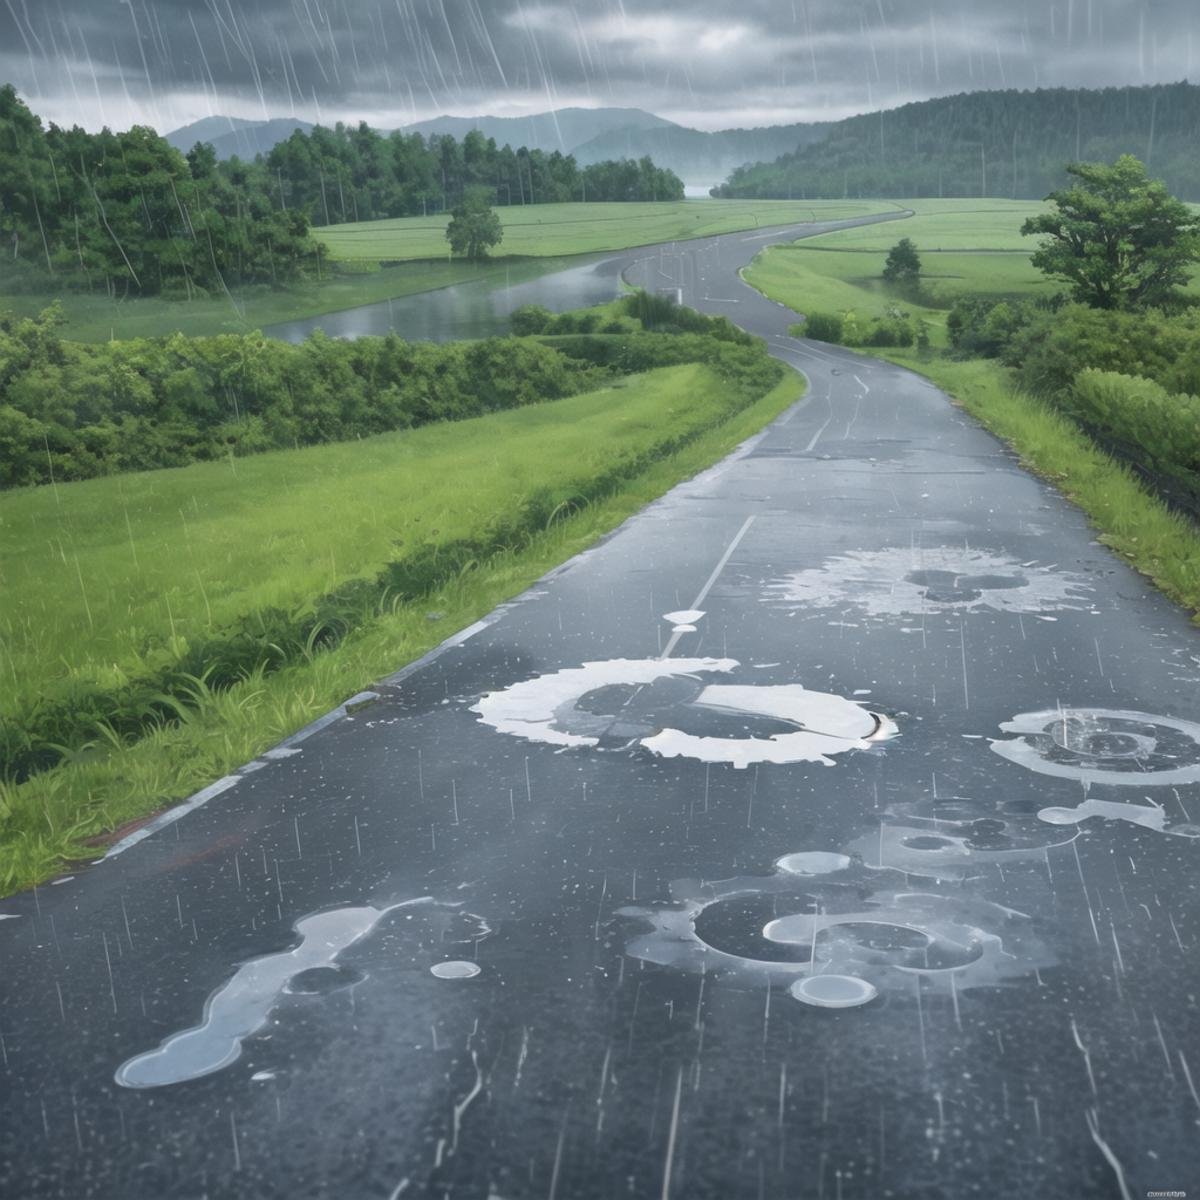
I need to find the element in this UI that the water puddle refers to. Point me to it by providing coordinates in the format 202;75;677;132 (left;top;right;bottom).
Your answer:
430;961;483;980
472;658;895;768
771;547;1091;617
845;791;1084;879
991;708;1200;786
1039;797;1200;838
619;856;1052;1006
115;898;488;1089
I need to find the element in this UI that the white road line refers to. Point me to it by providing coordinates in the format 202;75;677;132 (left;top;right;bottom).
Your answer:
661;516;757;659
804;400;837;453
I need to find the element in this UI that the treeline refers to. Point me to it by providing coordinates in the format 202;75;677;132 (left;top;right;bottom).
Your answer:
948;298;1200;515
715;84;1200;201
0;85;320;298
264;124;684;223
0;294;761;489
0;85;684;298
0;305;605;486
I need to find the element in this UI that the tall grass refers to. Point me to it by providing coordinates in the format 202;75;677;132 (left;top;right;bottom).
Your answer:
0;364;805;892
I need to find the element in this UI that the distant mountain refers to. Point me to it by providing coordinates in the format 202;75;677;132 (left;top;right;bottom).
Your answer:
571;123;833;187
166;116;314;160
401;107;677;153
164;106;831;188
714;83;1200;201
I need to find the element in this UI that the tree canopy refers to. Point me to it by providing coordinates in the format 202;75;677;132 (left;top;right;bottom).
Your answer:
1021;155;1200;309
883;238;922;288
713;83;1200;201
446;190;503;260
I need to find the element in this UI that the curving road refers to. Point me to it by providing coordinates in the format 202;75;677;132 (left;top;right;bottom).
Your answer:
2;214;1199;1199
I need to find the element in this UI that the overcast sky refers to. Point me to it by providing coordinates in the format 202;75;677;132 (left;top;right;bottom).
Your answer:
2;0;1197;135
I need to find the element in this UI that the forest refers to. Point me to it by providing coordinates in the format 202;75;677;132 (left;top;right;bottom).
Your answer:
714;83;1200;201
0;86;685;299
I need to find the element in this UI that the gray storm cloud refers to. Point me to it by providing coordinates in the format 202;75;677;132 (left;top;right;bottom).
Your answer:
1;0;1197;133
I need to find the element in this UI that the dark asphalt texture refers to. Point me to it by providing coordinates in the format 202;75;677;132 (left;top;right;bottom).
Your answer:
2;214;1199;1200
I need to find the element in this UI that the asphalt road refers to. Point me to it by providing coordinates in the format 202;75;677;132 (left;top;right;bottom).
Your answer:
3;214;1200;1200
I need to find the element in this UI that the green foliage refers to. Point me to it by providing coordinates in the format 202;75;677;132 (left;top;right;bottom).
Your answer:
0;306;614;486
883;238;922;287
266;123;684;221
1067;370;1200;512
0;85;321;297
802;312;844;343
510;304;554;335
1022;155;1200;309
1;322;788;784
798;307;915;347
619;291;752;343
1009;304;1200;398
946;296;1042;358
0;367;803;891
0;85;686;298
714;83;1200;201
446;189;504;259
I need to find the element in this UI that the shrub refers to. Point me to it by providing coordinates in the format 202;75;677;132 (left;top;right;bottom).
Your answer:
802;312;843;343
1067;370;1200;509
509;304;553;335
946;296;1038;358
1009;305;1190;398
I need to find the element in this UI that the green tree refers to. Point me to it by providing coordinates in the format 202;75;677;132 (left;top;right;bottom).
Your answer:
1022;155;1200;309
445;189;503;260
882;237;922;289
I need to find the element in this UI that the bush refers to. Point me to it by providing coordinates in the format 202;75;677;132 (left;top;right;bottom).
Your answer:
946;296;1039;358
802;312;844;343
0;307;612;487
862;308;916;348
1066;369;1200;510
510;305;553;335
0;301;782;489
1008;304;1200;400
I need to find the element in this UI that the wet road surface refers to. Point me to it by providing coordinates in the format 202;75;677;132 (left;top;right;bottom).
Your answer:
2;214;1199;1199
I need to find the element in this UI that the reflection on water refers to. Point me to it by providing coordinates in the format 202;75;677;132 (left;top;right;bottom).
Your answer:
266;255;624;344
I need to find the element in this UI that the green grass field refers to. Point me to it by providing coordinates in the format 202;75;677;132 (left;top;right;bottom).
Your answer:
315;199;898;261
0;360;804;891
744;198;1200;343
743;200;1054;345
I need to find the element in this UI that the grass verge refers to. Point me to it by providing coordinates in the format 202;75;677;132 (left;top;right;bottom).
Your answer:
0;364;804;893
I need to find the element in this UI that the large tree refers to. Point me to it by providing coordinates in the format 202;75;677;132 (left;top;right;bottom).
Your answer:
1022;155;1200;309
445;189;503;260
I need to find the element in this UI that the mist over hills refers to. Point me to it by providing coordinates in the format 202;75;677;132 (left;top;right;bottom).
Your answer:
166;116;315;160
570;122;833;187
165;106;818;186
402;107;674;150
167;84;1200;201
